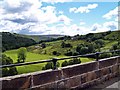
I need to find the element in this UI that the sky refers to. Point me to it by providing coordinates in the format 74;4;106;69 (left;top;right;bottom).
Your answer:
0;0;119;36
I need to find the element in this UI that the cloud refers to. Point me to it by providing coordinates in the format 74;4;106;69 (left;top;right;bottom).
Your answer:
58;15;72;25
0;0;71;34
69;4;98;13
0;0;118;36
80;22;86;25
90;21;118;33
103;7;118;19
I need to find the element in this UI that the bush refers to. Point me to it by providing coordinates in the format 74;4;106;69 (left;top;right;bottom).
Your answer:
61;58;81;67
61;42;72;48
68;58;81;65
2;54;18;77
61;61;68;67
99;53;112;59
41;43;46;48
64;50;73;56
52;51;60;56
42;62;60;70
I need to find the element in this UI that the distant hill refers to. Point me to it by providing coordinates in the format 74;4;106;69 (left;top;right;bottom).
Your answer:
27;30;120;56
2;30;120;53
1;32;36;52
13;33;64;42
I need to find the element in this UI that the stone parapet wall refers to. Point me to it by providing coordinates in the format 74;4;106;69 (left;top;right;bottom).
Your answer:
0;56;120;90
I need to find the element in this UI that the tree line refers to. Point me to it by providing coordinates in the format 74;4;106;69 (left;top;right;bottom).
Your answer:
2;32;36;52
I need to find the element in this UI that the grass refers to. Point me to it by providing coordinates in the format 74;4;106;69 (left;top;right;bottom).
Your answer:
4;49;93;74
101;40;118;51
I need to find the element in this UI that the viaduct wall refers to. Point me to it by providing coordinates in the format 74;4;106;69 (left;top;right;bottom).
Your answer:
0;56;120;90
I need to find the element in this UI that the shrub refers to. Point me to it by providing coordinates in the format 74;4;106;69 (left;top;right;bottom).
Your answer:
68;58;81;66
52;51;60;56
99;53;112;59
61;61;68;67
64;50;73;56
2;54;18;77
42;62;60;70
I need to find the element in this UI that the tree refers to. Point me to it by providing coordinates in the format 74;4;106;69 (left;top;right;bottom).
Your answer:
2;54;18;77
80;47;88;55
17;47;27;63
61;41;72;48
52;51;60;56
41;43;46;48
95;39;105;48
87;43;95;53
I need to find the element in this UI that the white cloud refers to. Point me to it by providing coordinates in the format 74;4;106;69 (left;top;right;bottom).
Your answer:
90;21;118;33
0;0;72;34
0;0;118;36
103;7;118;19
69;4;98;13
58;15;72;25
80;22;86;25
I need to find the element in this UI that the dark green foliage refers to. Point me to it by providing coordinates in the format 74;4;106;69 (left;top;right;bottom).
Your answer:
41;43;46;48
110;42;120;56
64;50;73;56
17;47;27;63
2;32;36;52
68;58;81;65
61;41;72;48
61;58;81;67
52;51;60;56
73;31;112;41
76;43;95;55
61;60;68;67
99;53;112;59
95;39;105;48
42;62;53;70
42;62;60;70
111;42;120;50
1;54;18;77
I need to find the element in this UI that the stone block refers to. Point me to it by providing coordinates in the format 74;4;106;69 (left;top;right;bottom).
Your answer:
99;57;117;69
65;75;81;88
62;61;97;78
81;73;87;84
33;70;61;86
87;71;97;82
111;65;119;73
2;74;31;89
31;82;57;90
100;67;110;76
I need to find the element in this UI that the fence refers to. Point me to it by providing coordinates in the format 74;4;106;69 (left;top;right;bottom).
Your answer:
0;49;120;89
0;49;120;69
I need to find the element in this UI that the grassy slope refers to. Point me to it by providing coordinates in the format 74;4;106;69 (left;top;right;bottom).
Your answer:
3;31;119;74
14;33;64;42
4;49;93;74
105;30;120;40
29;40;86;55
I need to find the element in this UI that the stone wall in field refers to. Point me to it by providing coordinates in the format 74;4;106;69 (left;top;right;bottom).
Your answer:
1;56;120;90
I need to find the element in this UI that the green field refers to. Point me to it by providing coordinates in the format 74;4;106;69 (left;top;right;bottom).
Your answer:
4;49;93;74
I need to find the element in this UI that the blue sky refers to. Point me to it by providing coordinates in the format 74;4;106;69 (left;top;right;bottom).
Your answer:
0;0;119;36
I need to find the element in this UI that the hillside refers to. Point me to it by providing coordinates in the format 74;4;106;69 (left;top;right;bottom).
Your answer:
1;32;36;52
2;30;120;54
2;30;120;75
27;30;120;56
14;33;64;42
